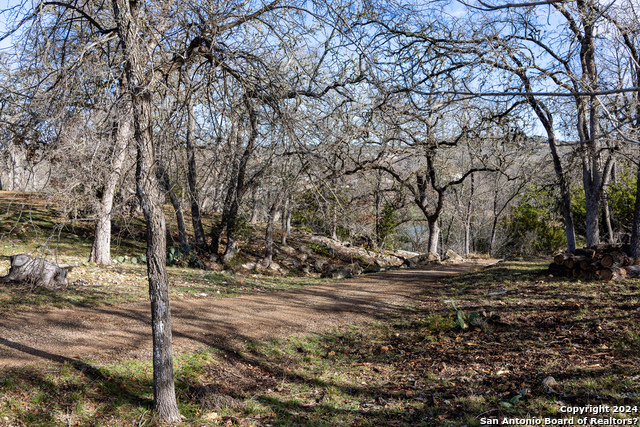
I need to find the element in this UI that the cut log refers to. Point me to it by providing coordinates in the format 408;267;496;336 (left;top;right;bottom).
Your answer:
554;254;566;266
579;258;592;270
548;263;566;277
599;268;613;281
563;256;576;269
598;267;627;282
574;248;596;258
600;251;626;268
0;254;69;289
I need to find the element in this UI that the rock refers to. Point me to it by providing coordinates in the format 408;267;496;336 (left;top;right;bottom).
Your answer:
279;246;296;255
402;252;441;268
281;258;299;268
443;250;464;263
241;262;260;270
343;263;363;276
310;235;326;244
425;252;441;262
394;249;421;259
314;258;327;273
204;412;219;421
269;262;281;271
299;246;315;256
542;376;558;393
1;254;69;289
321;267;351;279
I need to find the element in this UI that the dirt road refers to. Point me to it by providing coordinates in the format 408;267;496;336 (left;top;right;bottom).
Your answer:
0;263;486;368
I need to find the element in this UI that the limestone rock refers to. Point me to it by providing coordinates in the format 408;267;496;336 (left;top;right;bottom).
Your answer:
279;246;296;255
299;246;315;256
321;266;351;279
443;250;464;263
402;252;441;268
343;263;363;276
314;258;327;273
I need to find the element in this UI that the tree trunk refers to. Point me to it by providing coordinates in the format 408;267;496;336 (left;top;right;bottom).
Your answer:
263;195;283;268
619;19;640;257
9;149;20;190
250;189;260;224
210;122;240;254
221;194;242;263
603;196;614;244
170;190;189;248
90;79;132;265
133;91;180;423
631;155;640;258
212;99;257;260
210;182;234;255
575;1;608;248
112;0;180;421
490;185;500;256
464;219;471;256
584;186;601;246
330;203;338;240
464;173;474;255
183;73;206;248
427;217;440;254
281;196;291;246
158;163;189;247
516;69;576;253
629;125;640;257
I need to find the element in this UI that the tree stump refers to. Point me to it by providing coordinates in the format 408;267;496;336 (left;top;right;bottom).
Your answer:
1;254;69;289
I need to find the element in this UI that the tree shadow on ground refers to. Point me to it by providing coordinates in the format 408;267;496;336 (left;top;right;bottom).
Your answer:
0;337;153;426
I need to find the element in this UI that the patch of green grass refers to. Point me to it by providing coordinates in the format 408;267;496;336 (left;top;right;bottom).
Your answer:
305;243;334;258
0;191;335;312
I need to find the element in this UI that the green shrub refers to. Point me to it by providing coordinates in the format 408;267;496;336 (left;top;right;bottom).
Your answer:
501;186;566;256
166;245;204;269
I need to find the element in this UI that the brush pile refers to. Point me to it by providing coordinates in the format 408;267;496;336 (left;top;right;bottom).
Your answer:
549;244;640;281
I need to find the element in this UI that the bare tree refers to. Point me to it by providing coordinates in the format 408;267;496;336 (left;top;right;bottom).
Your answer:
89;81;132;264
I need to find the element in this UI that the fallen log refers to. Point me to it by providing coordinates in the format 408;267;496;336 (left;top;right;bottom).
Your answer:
0;254;69;289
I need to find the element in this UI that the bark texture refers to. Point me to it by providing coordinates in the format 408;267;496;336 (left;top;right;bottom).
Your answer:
1;254;68;289
111;0;180;421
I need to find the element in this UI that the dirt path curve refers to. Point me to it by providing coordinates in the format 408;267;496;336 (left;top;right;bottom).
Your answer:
0;263;489;368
